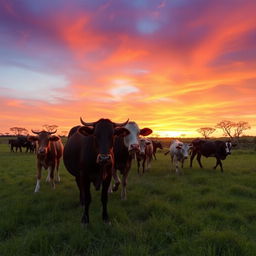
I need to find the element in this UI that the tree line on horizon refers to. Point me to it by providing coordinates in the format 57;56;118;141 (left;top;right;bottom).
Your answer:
1;120;252;141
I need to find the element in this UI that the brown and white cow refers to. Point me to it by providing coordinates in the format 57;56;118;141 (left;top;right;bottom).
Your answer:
136;138;153;175
29;130;63;192
112;121;152;199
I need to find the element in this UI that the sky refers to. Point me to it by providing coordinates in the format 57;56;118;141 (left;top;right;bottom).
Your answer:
0;0;256;137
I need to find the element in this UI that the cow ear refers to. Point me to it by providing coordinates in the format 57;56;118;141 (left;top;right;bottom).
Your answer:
28;136;38;141
49;135;60;141
140;128;152;136
114;127;130;137
78;126;94;136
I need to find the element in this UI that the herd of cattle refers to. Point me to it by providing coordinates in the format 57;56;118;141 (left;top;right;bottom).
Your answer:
8;118;235;224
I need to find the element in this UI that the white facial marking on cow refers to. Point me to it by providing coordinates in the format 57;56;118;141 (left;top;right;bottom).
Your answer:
124;122;140;151
225;142;231;154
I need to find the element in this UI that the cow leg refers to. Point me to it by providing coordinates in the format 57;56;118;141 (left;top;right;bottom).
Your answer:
112;169;121;192
148;155;152;170
81;180;91;225
55;158;61;182
35;164;42;192
214;158;223;172
121;172;129;200
142;157;146;174
153;152;157;160
190;151;197;167
137;159;141;175
174;156;180;174
49;165;56;189
197;154;203;168
46;168;51;182
101;175;111;223
75;175;84;205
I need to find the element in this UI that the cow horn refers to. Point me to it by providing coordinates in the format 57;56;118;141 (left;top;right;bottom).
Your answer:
48;130;57;135
113;119;129;127
31;129;40;135
80;117;97;126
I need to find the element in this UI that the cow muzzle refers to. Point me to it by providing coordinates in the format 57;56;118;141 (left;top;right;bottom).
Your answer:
38;147;47;156
129;144;140;154
96;154;112;165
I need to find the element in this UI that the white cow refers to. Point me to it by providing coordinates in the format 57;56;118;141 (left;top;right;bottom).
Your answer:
165;140;191;174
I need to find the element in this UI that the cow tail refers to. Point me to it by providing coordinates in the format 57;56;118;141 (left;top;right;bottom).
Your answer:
164;150;170;155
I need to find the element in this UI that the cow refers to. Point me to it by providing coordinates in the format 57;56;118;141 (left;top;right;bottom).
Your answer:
17;136;36;153
111;121;152;200
29;130;63;192
63;118;129;224
136;138;153;175
164;140;191;174
8;139;22;152
152;140;163;160
190;139;233;172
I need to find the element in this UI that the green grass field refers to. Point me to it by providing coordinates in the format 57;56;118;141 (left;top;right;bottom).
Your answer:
1;139;256;256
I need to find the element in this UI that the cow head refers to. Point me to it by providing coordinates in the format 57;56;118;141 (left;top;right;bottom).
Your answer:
138;138;152;156
123;121;152;156
225;141;233;155
176;143;191;159
79;118;129;165
30;130;59;157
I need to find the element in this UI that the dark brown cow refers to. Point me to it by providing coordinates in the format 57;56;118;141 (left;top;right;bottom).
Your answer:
63;118;129;224
152;140;163;160
29;130;63;192
8;139;22;152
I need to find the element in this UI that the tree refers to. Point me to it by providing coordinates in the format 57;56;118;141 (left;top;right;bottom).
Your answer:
234;121;251;139
42;124;58;132
216;120;235;139
10;127;28;135
216;120;251;140
196;127;216;139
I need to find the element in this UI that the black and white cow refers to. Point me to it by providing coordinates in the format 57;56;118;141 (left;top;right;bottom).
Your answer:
190;139;233;172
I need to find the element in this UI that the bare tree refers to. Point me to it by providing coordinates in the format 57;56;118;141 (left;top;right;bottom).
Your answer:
196;127;216;139
216;120;235;139
42;124;58;132
216;120;251;140
10;127;28;135
234;121;251;139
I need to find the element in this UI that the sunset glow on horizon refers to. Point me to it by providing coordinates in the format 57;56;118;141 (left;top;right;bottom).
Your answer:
1;0;256;137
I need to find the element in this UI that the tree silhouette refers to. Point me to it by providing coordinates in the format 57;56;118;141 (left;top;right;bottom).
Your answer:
234;121;251;139
216;120;251;140
216;120;235;139
10;127;28;135
42;124;58;132
196;127;216;139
